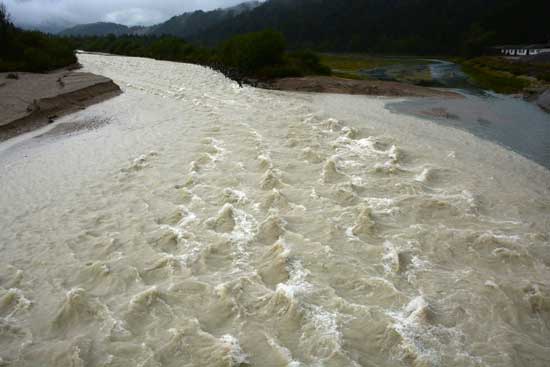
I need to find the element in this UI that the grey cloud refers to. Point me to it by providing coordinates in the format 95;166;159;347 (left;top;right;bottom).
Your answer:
4;0;249;27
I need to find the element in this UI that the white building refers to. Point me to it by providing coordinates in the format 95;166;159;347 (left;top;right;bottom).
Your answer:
495;44;550;56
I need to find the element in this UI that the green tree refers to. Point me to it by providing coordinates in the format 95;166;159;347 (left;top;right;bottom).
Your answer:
221;29;286;73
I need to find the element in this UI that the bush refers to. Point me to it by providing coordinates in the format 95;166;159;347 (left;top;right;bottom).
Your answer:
221;30;286;74
289;50;331;75
456;55;550;94
461;63;530;93
258;64;304;78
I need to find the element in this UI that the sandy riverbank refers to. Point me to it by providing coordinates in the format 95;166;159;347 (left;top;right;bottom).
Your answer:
0;70;121;141
265;75;463;98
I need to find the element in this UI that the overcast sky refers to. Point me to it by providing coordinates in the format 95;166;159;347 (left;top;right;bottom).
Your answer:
4;0;251;27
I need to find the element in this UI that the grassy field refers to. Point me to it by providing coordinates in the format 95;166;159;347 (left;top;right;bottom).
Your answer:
320;54;430;79
459;63;531;94
453;56;550;94
321;53;549;94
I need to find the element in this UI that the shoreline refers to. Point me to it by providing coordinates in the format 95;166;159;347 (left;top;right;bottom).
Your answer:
259;75;464;99
0;68;461;142
0;70;121;142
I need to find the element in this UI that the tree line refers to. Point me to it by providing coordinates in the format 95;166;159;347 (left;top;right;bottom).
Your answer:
0;3;76;72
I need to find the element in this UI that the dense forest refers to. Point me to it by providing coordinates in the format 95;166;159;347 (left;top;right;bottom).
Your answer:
191;0;550;55
0;4;76;72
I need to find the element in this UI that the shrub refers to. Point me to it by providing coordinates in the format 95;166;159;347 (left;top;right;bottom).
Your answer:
258;64;304;78
461;63;530;93
221;30;286;74
289;50;331;75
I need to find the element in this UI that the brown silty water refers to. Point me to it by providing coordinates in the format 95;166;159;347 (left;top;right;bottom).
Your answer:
0;54;549;367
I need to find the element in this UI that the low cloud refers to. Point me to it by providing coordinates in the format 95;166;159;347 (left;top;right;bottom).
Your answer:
4;0;249;27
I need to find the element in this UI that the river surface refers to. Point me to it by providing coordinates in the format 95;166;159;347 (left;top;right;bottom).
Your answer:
388;92;550;170
1;54;550;367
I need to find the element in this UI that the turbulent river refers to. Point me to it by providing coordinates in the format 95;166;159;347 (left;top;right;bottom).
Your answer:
1;54;550;367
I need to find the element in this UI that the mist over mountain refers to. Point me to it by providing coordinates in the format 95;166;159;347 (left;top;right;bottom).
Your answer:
59;22;148;37
59;1;261;38
149;1;260;38
19;19;74;34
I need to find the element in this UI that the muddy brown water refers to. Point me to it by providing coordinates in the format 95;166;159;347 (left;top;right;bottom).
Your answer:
1;54;549;367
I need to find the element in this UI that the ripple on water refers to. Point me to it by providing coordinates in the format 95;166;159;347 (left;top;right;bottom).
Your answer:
0;53;549;367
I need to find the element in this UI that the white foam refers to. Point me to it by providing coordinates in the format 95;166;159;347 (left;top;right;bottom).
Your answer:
223;188;248;204
219;334;249;365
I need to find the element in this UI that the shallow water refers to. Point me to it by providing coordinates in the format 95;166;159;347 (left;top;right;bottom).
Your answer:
359;59;477;90
1;54;550;367
388;92;550;169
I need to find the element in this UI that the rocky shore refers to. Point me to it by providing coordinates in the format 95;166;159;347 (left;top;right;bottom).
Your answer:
0;70;121;141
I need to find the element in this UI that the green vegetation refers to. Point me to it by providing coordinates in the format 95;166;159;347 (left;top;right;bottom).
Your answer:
320;54;399;72
320;54;391;79
459;61;531;94
452;56;550;94
73;35;215;64
2;0;328;81
463;57;550;83
0;4;77;72
320;54;433;81
3;0;548;94
220;30;285;74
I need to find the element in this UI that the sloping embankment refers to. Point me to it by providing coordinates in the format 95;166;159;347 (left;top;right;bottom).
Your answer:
0;71;121;141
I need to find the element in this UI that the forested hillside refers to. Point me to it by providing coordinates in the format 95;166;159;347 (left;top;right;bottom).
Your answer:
58;1;261;38
150;1;260;38
191;0;550;55
59;22;147;37
0;4;76;72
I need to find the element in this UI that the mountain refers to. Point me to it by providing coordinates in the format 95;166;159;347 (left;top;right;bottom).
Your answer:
58;1;261;38
19;18;74;34
190;0;550;54
59;22;147;37
150;1;260;38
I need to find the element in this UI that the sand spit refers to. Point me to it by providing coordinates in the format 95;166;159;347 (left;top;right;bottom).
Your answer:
265;76;463;98
0;71;121;141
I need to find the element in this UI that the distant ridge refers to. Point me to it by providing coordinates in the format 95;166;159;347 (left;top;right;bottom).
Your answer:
150;1;260;38
58;1;261;38
59;22;147;37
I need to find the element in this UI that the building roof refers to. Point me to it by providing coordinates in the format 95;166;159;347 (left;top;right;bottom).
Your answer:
493;43;550;49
